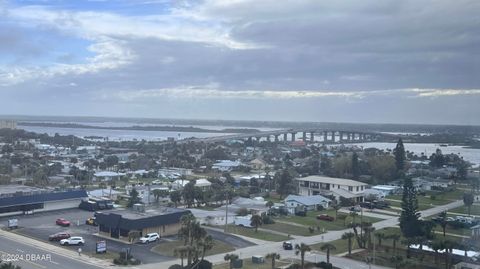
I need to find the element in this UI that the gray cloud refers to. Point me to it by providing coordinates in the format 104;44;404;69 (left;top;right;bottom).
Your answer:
0;0;479;124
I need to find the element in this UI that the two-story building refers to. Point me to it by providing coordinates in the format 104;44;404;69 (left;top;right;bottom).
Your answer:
295;175;368;203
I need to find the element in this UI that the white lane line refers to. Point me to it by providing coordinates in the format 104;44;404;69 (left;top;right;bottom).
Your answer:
50;260;60;265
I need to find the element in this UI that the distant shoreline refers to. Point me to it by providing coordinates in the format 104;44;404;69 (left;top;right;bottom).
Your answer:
17;122;260;134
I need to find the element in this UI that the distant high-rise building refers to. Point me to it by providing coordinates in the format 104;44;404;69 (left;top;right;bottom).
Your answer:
0;120;17;129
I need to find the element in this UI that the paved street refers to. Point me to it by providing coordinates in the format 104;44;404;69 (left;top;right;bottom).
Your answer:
138;200;463;269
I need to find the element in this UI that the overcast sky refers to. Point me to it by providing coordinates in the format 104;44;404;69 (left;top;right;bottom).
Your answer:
0;0;479;125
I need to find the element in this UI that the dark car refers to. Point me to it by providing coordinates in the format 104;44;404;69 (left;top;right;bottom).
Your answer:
295;210;307;217
316;214;335;221
49;232;71;241
283;241;293;250
56;218;71;227
373;201;390;209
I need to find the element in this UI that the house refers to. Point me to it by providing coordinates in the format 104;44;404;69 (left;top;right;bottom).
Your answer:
284;195;331;214
93;171;126;181
371;185;400;196
221;197;269;215
212;160;242;172
249;158;267;170
95;207;189;241
88;188;123;201
296;175;368;203
412;177;454;191
189;208;235;226
362;189;386;201
195;178;212;189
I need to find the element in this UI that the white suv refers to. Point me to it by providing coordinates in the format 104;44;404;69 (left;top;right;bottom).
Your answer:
139;233;160;243
60;236;85;246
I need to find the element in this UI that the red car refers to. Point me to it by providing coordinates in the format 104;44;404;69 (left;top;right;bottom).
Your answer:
56;218;71;227
316;214;335;221
49;232;71;241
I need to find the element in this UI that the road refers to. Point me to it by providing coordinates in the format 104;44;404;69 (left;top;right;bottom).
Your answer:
0;234;103;269
138;200;463;269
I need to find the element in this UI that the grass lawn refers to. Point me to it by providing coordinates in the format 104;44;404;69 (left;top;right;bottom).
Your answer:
225;225;290;242
263;222;323;236
89;251;119;261
449;205;480;216
387;189;463;208
274;210;382;232
388;199;432;210
311;237;359;255
213;259;292;269
151;239;235;257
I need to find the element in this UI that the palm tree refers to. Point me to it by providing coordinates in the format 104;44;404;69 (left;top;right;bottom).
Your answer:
198;235;214;261
250;214;263;232
174;246;189;268
439;211;448;237
342;232;355;255
224;253;239;269
320;243;336;263
375;232;385;247
388;234;401;256
265;253;280;269
295;243;311;269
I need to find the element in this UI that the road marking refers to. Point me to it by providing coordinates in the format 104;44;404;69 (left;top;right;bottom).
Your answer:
50;260;60;265
16;248;25;253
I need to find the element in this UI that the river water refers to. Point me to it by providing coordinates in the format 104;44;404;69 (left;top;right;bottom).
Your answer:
351;142;480;167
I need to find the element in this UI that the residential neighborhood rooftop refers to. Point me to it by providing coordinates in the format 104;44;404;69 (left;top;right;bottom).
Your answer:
295;175;368;186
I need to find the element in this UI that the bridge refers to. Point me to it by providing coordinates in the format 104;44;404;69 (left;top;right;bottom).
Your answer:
178;128;397;144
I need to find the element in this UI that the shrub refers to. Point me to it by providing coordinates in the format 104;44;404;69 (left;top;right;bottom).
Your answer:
198;259;213;269
430;195;436;200
308;227;315;233
315;261;333;269
262;214;275;224
168;264;183;269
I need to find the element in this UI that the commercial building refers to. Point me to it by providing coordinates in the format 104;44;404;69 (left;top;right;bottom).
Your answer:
0;120;16;129
295;175;368;203
95;207;189;241
0;185;88;217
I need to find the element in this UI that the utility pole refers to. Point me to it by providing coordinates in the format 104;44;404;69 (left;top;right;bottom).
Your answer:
224;191;229;233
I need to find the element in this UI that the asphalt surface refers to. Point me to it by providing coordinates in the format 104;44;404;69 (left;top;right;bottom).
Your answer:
0;209;173;264
206;228;255;249
0;235;103;269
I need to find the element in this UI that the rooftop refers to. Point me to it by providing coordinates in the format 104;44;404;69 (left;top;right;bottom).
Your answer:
296;175;368;186
98;207;187;220
0;185;45;196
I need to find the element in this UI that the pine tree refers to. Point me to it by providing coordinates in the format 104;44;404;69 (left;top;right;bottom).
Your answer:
399;178;422;238
394;138;406;174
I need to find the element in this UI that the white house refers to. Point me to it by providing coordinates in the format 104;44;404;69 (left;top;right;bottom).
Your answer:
296;175;368;203
371;185;400;196
93;171;126;181
284;195;331;214
212;160;242;171
189;208;235;226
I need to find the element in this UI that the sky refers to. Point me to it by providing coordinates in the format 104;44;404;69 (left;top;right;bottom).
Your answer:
0;0;479;125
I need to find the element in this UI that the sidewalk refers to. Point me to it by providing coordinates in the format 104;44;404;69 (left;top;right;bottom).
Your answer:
0;229;112;268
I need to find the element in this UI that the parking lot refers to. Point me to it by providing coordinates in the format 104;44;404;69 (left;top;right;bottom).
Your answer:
0;209;174;264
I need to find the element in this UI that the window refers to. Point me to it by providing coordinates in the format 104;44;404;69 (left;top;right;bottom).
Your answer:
348;186;353;191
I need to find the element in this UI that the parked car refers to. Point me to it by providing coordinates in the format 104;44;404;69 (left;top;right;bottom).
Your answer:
349;206;361;212
60;236;84;246
139;233;160;243
316;214;335;221
56;218;71;227
85;217;97;226
373;201;390;209
49;232;71;241
283;241;293;250
295;210;307;217
360;202;374;209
